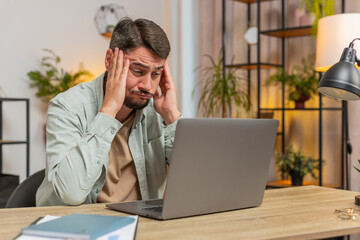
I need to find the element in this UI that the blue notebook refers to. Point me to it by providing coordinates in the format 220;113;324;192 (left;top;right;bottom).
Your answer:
22;213;135;239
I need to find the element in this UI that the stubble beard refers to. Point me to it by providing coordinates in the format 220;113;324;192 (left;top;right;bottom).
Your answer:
123;97;150;110
124;89;154;110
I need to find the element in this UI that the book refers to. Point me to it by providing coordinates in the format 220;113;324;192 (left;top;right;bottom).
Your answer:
21;213;135;240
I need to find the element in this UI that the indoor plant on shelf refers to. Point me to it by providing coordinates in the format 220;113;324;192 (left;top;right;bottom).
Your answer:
197;52;251;118
275;145;319;186
28;49;93;103
265;54;318;109
301;0;336;34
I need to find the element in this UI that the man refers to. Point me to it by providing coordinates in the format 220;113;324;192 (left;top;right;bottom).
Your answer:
36;18;181;206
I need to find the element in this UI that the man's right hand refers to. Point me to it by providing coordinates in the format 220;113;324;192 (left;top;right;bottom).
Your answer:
100;48;130;118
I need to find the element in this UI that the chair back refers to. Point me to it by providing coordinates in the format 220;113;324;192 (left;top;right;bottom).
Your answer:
5;169;45;208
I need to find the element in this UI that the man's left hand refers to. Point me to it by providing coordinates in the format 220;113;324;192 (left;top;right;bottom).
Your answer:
154;62;181;125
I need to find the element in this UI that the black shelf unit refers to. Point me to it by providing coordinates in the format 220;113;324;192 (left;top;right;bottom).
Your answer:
0;98;30;177
222;0;347;188
260;26;312;38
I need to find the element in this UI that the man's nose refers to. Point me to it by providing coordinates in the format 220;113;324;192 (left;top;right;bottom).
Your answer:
138;74;152;91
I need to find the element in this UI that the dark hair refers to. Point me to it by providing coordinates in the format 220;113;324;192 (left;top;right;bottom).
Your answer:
109;18;170;59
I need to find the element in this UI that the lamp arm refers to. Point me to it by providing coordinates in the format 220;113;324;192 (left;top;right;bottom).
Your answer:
350;38;360;45
349;38;360;65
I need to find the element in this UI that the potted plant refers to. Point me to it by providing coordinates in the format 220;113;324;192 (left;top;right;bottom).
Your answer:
265;54;318;109
275;145;319;186
301;0;336;33
197;52;251;118
28;49;93;103
106;25;115;33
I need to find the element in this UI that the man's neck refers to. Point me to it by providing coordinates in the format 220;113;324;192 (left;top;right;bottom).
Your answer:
115;106;134;123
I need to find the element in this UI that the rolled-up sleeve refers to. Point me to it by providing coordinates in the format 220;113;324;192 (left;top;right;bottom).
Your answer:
163;119;179;164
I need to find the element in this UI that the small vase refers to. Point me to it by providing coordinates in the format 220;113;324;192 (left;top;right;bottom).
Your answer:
290;89;310;109
290;171;303;186
294;8;315;27
294;100;306;109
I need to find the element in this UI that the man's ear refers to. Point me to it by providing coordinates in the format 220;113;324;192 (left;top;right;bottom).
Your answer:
105;48;113;71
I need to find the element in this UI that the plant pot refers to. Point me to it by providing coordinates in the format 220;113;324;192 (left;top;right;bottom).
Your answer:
290;171;303;186
290;90;310;109
258;111;274;119
294;100;306;109
294;8;315;27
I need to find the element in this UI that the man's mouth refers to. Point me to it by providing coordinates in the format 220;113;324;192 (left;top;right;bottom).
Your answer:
130;90;154;99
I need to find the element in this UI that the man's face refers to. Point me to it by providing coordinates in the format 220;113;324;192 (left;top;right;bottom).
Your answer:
123;46;165;109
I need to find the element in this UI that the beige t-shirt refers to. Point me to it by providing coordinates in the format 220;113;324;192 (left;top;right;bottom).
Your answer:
97;113;141;203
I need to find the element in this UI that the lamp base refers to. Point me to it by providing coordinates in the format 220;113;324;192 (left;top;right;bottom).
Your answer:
355;195;360;206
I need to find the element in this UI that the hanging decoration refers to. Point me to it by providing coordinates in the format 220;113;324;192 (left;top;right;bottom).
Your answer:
94;4;127;36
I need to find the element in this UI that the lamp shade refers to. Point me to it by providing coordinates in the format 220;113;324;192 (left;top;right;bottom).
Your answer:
316;13;360;72
318;59;360;100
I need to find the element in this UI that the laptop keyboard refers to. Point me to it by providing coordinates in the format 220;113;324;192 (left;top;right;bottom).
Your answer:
142;205;163;213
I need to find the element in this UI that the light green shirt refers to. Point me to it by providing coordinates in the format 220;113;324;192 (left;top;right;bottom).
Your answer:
36;73;177;206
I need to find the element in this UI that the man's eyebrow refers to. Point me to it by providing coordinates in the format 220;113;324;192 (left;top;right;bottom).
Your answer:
132;62;164;70
155;66;165;70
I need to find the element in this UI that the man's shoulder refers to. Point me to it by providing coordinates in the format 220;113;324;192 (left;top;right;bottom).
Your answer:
50;75;103;112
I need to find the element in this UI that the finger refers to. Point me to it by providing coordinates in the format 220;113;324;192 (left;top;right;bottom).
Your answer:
163;62;174;85
119;59;130;82
158;80;167;95
153;88;160;100
109;48;119;77
107;51;114;76
156;86;162;96
159;68;168;91
114;49;124;80
154;87;165;103
160;62;174;93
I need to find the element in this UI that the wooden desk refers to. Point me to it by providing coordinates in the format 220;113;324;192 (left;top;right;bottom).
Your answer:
1;186;360;240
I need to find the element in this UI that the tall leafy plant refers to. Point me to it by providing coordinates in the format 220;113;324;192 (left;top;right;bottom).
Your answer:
28;49;93;103
197;53;251;118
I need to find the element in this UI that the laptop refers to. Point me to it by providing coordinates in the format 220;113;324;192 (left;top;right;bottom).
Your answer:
107;118;279;220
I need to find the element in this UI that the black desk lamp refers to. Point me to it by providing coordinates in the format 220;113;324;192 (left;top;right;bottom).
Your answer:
317;38;360;205
318;39;360;100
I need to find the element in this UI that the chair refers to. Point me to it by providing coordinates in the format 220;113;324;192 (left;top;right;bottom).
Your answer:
5;169;45;208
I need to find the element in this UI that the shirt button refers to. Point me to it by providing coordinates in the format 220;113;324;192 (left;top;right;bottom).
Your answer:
97;160;100;164
110;128;115;134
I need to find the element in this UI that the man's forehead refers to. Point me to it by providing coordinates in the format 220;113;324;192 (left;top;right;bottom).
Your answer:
131;61;164;70
124;46;165;69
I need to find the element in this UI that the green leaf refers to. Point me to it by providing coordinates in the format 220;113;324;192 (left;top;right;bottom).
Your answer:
27;49;93;103
275;145;321;179
197;49;251;117
264;54;317;102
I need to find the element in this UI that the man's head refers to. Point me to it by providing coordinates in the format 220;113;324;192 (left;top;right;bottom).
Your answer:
105;18;171;110
109;18;170;59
